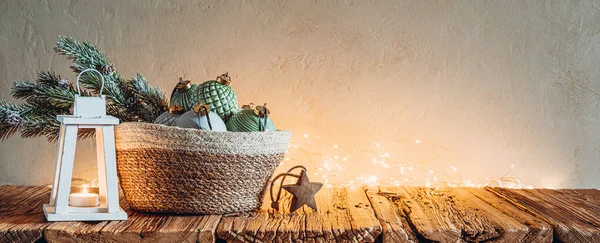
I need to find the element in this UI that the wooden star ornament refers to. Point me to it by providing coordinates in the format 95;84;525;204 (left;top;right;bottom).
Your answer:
282;170;323;212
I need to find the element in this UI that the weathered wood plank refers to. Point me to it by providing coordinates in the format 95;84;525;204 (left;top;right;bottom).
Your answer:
4;185;600;243
305;187;382;242
97;213;221;242
0;185;220;243
217;187;306;242
0;185;53;243
44;190;221;243
369;187;553;243
44;220;110;242
489;187;600;242
464;188;553;242
365;188;418;243
217;187;382;242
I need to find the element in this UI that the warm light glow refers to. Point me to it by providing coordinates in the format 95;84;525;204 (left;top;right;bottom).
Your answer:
81;184;89;194
365;175;378;185
283;132;529;188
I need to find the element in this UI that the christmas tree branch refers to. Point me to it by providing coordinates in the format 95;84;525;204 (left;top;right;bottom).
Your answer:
127;73;166;122
54;36;167;122
54;36;108;73
0;101;26;140
0;36;167;141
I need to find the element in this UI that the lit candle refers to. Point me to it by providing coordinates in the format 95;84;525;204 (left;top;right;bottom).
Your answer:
69;185;99;207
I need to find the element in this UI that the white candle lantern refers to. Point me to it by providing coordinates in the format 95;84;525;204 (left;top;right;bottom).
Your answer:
43;69;127;221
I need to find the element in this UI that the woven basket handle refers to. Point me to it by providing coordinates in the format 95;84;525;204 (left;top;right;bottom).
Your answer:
76;68;105;96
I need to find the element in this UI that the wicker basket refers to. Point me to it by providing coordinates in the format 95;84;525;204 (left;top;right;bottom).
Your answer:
114;122;291;214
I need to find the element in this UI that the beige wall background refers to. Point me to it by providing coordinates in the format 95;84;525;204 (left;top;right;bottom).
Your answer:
1;0;599;188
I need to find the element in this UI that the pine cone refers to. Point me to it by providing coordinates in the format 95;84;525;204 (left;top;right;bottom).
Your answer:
98;63;116;75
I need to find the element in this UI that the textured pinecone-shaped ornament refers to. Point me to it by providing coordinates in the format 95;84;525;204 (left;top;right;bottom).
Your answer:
226;103;276;132
154;104;185;126
170;78;201;111
197;72;238;121
175;103;227;131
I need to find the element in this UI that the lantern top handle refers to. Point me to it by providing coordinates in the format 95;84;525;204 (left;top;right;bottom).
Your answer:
76;68;105;96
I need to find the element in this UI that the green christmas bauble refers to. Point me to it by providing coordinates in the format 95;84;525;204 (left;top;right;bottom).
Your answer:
226;104;276;132
197;72;238;122
170;78;201;111
154;105;184;126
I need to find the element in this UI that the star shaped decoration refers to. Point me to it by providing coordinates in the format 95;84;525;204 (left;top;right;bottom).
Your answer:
282;170;323;212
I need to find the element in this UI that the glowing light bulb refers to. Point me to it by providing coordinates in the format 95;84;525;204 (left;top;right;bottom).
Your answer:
281;130;526;188
451;165;457;172
365;175;378;184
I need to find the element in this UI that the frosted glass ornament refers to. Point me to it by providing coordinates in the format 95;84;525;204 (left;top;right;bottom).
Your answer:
175;104;227;131
154;105;184;126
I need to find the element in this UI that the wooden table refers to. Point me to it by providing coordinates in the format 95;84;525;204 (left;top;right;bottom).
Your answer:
1;185;599;242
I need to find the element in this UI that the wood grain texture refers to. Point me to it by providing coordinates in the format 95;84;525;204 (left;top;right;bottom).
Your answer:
488;187;600;243
217;187;382;242
464;188;553;242
0;185;220;243
369;187;553;243
44;191;221;243
0;185;52;243
365;188;418;243
3;185;600;243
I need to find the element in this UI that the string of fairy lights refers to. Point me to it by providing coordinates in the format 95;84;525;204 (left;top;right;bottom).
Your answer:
280;133;533;189
72;132;531;189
